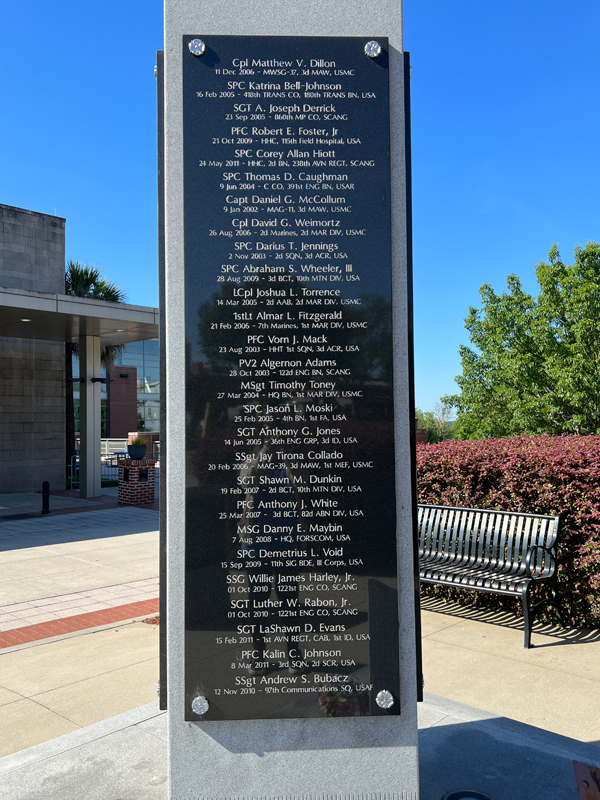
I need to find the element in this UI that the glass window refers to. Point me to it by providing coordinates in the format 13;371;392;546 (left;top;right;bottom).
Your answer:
137;400;160;432
140;367;159;394
123;343;144;354
74;339;160;438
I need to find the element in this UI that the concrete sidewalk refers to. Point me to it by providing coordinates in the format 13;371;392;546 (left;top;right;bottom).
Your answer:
421;597;600;746
0;621;159;756
0;506;160;755
0;492;98;518
0;488;159;521
0;506;159;607
1;502;599;793
1;693;598;800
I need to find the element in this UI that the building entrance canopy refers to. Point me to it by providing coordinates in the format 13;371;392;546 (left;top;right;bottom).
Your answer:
0;287;159;345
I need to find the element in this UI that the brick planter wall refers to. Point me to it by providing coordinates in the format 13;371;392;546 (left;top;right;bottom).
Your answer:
117;458;156;505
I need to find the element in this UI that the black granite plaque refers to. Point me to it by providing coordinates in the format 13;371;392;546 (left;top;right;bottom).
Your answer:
183;35;399;721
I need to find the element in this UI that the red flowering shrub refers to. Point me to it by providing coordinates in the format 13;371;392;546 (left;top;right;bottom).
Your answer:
416;435;600;627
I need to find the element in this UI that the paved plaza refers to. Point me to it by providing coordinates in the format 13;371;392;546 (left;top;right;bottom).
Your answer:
421;597;600;746
1;693;599;800
0;506;159;609
0;501;598;798
0;504;160;755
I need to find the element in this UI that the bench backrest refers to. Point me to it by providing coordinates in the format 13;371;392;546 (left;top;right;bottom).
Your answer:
417;504;560;575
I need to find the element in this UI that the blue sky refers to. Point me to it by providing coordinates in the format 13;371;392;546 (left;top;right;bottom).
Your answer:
2;1;599;410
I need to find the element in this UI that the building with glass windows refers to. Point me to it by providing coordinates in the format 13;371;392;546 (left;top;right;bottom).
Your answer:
72;338;160;437
0;203;158;495
114;338;160;432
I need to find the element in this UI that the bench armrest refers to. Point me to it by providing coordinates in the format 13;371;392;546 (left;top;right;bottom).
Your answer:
525;544;556;579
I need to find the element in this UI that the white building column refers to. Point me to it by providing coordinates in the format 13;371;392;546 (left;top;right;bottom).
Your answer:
79;334;102;498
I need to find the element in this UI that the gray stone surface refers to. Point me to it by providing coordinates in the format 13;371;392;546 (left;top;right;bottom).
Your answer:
0;204;65;294
0;337;65;492
0;204;66;493
164;1;418;799
0;695;596;800
0;704;168;800
418;693;595;800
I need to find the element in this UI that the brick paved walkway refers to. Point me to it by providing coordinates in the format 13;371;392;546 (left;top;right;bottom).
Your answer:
0;507;160;649
0;579;159;632
0;597;159;649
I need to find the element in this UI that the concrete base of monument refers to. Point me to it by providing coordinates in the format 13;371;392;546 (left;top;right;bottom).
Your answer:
0;694;596;800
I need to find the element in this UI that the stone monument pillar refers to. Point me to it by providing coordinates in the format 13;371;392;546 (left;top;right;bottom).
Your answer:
163;1;420;797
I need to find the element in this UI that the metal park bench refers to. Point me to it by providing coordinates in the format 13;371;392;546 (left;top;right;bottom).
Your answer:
418;504;563;648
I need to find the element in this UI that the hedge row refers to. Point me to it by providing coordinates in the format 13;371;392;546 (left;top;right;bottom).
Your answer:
416;435;600;627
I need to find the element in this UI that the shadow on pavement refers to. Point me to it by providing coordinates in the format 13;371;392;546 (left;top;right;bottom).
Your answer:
0;507;159;551
419;715;594;800
421;595;600;647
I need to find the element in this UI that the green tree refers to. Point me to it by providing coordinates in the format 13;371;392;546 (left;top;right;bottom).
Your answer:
445;241;600;438
415;401;455;443
65;261;126;466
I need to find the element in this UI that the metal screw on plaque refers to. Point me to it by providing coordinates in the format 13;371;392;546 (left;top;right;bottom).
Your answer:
188;38;206;57
191;695;209;716
364;40;382;58
375;689;394;709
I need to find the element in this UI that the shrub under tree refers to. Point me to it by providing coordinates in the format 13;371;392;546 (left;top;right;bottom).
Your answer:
416;434;600;627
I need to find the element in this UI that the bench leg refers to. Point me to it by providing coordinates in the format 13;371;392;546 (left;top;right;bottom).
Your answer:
549;580;564;626
530;597;564;629
522;587;532;649
526;582;564;648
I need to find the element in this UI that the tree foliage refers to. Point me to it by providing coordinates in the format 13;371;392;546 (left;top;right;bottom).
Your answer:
445;242;600;438
65;260;127;368
65;260;126;303
415;401;455;443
